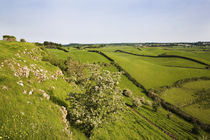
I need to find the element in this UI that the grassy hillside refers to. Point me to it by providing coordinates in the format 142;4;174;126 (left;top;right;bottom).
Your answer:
1;41;209;139
0;41;73;139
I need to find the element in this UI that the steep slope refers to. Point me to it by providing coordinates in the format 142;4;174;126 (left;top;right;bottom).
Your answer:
0;41;73;139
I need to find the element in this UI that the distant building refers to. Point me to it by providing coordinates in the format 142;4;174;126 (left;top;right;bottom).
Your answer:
3;35;16;41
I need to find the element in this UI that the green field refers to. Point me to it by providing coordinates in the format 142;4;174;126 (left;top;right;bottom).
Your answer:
48;47;209;139
1;41;210;139
102;51;210;89
161;80;210;124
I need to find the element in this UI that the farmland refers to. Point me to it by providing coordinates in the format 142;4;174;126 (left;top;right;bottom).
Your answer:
48;45;210;139
0;40;210;139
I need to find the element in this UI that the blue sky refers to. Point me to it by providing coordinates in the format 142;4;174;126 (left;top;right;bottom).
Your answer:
0;0;210;43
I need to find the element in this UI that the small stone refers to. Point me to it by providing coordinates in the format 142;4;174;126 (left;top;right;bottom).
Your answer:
43;93;50;100
2;86;8;90
23;90;27;94
27;101;32;104
29;89;33;95
17;81;24;87
39;89;50;100
20;112;24;115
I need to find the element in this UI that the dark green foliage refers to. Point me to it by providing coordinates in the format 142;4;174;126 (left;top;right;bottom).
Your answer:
167;112;172;119
42;53;67;72
20;38;26;42
152;97;161;112
34;42;43;46
3;35;16;39
152;102;159;112
192;123;201;135
44;41;69;52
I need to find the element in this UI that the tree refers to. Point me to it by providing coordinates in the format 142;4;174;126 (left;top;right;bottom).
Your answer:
20;38;26;42
152;96;161;112
132;97;142;107
67;70;123;136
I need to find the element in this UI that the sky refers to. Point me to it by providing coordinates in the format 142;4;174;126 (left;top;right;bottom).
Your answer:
0;0;210;44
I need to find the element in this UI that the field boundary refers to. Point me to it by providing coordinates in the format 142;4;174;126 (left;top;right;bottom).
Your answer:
152;76;210;94
115;49;210;67
88;50;210;132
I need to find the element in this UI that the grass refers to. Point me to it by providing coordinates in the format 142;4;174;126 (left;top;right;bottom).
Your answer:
91;109;171;140
48;48;110;64
1;41;209;139
49;48;175;139
161;80;210;124
120;46;210;65
66;48;208;139
102;51;210;89
0;40;72;139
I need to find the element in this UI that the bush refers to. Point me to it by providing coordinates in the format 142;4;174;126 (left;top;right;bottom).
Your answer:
192;123;201;135
66;58;87;85
145;100;152;106
167;112;172;119
20;38;26;42
42;54;67;72
139;96;145;104
67;70;123;136
122;89;132;97
132;97;142;107
152;100;160;112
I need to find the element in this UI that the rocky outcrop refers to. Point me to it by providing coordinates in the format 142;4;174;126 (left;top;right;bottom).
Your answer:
59;106;72;138
39;89;50;100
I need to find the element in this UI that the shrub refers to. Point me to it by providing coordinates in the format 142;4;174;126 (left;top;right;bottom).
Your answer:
139;96;145;104
192;123;201;135
66;58;87;85
167;112;172;119
20;38;26;42
145;100;152;106
122;89;132;97
67;70;123;136
152;100;160;112
42;54;67;72
132;97;142;107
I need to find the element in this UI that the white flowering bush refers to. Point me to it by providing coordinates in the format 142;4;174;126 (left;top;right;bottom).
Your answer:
139;96;145;104
67;70;123;136
132;97;142;107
